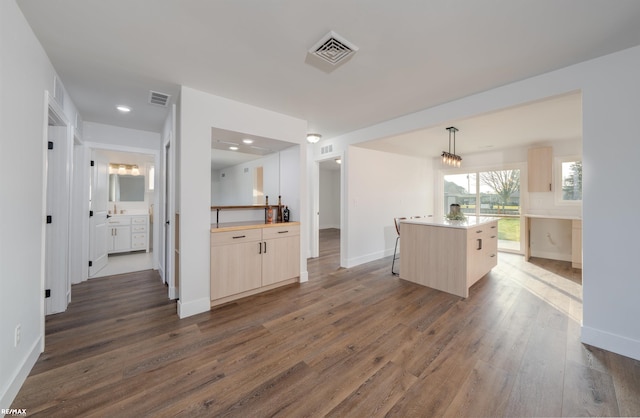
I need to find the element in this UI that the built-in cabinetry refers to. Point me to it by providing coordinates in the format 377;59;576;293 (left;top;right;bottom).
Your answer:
210;222;300;306
524;215;582;269
528;146;553;192
400;217;499;298
107;215;149;254
571;219;582;269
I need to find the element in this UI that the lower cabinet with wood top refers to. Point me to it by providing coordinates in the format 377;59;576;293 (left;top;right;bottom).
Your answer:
210;223;300;307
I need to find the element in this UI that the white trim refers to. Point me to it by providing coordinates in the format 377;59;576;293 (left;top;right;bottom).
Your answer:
0;336;42;409
582;325;640;361
554;155;582;206
177;297;211;318
299;271;309;283
346;248;394;269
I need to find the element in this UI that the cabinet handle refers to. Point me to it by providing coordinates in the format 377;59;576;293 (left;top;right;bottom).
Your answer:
264;241;267;253
278;230;289;234
476;230;483;234
232;235;246;239
259;242;262;254
490;254;496;257
491;235;496;239
491;225;497;229
477;239;482;250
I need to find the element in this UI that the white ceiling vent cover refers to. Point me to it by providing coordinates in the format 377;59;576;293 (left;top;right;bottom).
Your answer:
309;31;358;66
148;90;171;107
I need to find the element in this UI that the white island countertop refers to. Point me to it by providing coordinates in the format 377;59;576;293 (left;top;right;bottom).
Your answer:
401;216;500;230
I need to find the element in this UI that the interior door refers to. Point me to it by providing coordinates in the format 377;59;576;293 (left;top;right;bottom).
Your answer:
89;151;109;276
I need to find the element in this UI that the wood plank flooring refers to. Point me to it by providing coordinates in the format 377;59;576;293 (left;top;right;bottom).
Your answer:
12;228;640;417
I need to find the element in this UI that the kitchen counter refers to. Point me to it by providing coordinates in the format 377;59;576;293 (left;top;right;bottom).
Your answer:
399;216;499;298
211;221;300;233
402;216;500;229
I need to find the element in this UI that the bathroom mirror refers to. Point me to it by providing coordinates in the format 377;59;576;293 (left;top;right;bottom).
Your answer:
109;174;145;202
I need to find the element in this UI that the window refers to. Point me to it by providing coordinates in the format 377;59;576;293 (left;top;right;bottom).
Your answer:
557;156;582;203
443;167;522;252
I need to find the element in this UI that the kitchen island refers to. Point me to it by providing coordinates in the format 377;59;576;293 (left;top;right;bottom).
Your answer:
399;216;499;298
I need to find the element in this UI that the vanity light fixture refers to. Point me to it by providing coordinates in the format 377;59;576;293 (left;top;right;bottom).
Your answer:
442;126;462;167
131;165;140;176
306;133;322;144
110;163;141;175
118;164;127;174
116;105;131;113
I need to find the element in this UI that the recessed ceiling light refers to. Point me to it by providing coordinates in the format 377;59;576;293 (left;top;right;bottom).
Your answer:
229;146;239;151
116;105;131;113
242;138;254;144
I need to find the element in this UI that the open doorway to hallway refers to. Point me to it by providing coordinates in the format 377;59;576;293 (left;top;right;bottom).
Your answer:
314;158;342;275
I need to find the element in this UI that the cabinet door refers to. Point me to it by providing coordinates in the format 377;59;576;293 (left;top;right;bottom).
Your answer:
262;235;300;286
528;147;553;192
211;241;262;300
113;225;131;251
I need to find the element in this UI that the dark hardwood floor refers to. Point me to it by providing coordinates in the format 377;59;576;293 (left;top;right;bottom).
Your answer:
12;228;640;417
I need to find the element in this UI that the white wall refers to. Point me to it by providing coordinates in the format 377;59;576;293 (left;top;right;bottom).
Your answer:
345;146;432;267
319;168;340;229
83;122;161;150
177;86;308;318
0;0;82;407
314;45;640;361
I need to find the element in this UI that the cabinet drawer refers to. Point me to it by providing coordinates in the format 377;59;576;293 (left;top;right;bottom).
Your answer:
132;216;147;225
108;217;130;225
132;225;147;233
212;228;262;246
132;233;147;248
262;225;300;240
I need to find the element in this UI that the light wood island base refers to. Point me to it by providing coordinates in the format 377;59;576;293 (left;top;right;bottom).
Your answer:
399;217;498;298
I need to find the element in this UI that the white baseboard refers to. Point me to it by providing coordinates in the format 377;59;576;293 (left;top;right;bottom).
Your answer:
177;297;210;319
299;270;309;283
346;248;394;268
530;250;571;262
1;336;42;410
168;286;177;300
582;325;640;361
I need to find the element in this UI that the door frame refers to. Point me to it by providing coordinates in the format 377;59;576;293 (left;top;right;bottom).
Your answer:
81;142;161;278
162;131;177;299
310;152;346;265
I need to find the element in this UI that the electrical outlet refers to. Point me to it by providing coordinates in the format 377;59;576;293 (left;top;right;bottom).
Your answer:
15;324;21;347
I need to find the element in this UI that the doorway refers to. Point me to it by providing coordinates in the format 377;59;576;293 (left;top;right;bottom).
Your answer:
89;149;157;278
316;158;342;270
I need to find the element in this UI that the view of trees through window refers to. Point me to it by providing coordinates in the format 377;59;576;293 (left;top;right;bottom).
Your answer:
444;169;521;251
562;160;582;201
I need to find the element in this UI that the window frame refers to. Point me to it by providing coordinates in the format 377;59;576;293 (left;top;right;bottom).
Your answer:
555;155;582;205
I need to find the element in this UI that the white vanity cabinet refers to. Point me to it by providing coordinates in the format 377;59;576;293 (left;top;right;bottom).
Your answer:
107;215;149;253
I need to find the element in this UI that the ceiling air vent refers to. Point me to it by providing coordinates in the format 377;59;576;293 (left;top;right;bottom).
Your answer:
309;31;358;67
148;90;171;107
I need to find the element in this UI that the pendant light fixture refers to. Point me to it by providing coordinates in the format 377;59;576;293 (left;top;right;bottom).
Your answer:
442;126;462;167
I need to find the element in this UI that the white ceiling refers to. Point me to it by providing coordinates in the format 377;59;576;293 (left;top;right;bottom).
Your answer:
17;1;640;158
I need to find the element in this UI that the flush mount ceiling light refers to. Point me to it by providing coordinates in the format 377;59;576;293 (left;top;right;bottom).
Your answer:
442;127;462;167
242;138;254;144
307;133;322;144
116;105;131;113
335;157;342;164
229;146;239;151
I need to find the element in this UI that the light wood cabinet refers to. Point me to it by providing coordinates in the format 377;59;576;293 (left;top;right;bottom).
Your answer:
571;219;582;269
210;223;300;305
400;219;498;298
210;229;262;300
528;146;553;192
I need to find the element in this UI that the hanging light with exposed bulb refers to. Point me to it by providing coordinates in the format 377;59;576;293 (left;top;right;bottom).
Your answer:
441;126;462;167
